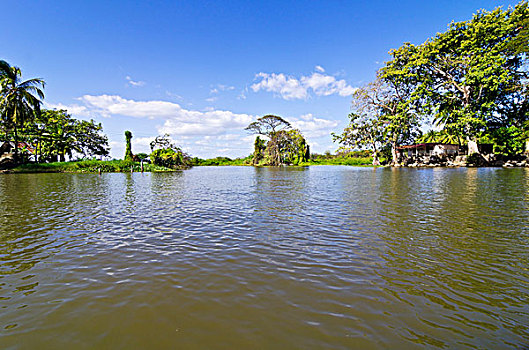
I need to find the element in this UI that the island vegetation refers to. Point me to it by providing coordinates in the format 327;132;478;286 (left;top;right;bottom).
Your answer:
245;115;310;166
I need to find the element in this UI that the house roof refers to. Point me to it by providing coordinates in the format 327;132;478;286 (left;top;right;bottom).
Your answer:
1;141;36;154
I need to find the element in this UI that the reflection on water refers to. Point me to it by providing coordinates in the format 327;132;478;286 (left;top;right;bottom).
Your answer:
0;167;528;349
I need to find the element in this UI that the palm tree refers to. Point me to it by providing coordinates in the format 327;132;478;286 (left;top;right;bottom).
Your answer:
417;130;441;143
0;60;45;161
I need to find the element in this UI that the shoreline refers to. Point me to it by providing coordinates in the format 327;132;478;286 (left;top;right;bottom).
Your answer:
4;162;529;174
0;160;181;174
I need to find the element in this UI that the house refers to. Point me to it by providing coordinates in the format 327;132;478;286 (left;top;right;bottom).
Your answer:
397;143;460;158
397;142;494;159
0;141;36;163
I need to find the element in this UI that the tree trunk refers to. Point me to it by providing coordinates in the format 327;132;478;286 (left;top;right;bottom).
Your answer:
467;139;479;155
13;126;19;163
372;152;380;166
371;142;380;166
391;142;398;165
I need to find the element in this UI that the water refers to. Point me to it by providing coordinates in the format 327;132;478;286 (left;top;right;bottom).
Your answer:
0;166;528;349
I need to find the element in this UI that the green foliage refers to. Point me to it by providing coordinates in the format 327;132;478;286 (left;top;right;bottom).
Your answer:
332;112;385;165
30;109;109;162
0;60;45;161
280;129;310;165
305;156;374;166
135;153;149;160
489;126;526;156
0;61;111;166
416;129;464;144
245;115;309;166
420;7;524;138
146;134;190;168
150;148;188;168
338;2;529;163
192;155;253;166
124;130;133;160
252;136;266;165
10;159;175;173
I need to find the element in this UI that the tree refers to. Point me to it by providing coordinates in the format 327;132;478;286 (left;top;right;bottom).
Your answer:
150;133;173;152
409;4;528;154
0;60;45;161
506;2;529;55
332;113;385;165
124;130;133;160
245;115;291;135
416;129;464;145
245;115;309;166
29;109;109;162
341;74;420;165
252;136;266;165
73;119;110;159
149;134;189;168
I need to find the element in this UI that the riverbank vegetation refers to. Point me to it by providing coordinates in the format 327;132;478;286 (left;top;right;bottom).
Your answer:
0;61;185;173
189;150;374;167
0;61;110;165
334;1;529;165
6;159;174;174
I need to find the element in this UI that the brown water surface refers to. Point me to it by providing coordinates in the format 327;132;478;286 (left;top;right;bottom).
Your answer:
0;166;528;349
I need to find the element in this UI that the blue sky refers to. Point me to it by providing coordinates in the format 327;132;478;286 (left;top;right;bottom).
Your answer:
1;0;520;158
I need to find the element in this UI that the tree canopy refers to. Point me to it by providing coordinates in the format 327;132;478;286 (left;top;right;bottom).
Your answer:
245;115;309;166
0;60;110;164
149;134;190;168
0;60;45;160
335;1;529;162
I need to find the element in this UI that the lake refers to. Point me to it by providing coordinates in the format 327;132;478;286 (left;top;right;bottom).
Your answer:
1;166;528;349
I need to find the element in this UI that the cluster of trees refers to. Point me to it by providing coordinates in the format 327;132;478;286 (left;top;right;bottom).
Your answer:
148;133;190;168
121;131;190;168
0;60;109;163
334;1;529;164
245;115;310;166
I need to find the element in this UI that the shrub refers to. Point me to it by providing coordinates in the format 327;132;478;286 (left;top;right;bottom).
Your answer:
150;148;186;168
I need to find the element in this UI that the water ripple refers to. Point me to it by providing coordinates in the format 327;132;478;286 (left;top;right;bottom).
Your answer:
0;168;528;348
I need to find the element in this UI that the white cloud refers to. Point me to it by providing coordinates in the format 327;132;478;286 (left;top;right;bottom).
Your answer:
165;91;182;100
45;102;91;117
159;109;253;136
126;76;145;87
217;84;235;91
60;95;254;138
238;87;248;100
50;94;341;158
290;113;339;139
251;73;308;100
301;73;356;97
210;84;235;94
78;95;179;119
250;69;356;100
